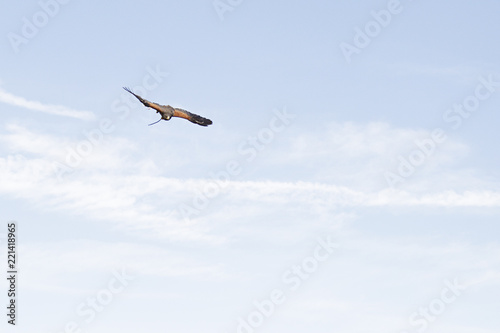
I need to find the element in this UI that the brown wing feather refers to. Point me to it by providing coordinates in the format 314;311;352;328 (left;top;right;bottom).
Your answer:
173;108;213;126
172;108;192;120
123;87;163;113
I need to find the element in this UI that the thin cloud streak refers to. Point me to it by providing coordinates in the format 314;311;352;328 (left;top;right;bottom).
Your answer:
1;124;499;243
0;87;95;121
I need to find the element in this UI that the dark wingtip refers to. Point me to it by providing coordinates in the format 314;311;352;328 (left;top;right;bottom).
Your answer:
123;87;146;105
195;115;213;126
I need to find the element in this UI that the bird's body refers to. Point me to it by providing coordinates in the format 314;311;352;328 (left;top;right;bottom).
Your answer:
123;87;212;126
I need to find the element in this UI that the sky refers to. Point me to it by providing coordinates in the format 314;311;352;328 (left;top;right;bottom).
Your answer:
1;0;500;332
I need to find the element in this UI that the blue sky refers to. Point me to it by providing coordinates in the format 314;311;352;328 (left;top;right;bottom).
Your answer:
1;0;500;332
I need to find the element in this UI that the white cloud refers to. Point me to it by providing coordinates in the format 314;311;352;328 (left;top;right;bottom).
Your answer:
0;87;95;120
1;125;498;333
21;240;226;290
0;123;499;244
1;154;500;244
261;235;500;333
273;121;471;190
0;123;137;174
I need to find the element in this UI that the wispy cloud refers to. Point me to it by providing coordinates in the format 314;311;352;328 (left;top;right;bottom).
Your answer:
0;87;95;120
22;240;226;288
1;124;499;243
272;122;471;190
2;121;499;333
1;152;500;243
276;236;500;333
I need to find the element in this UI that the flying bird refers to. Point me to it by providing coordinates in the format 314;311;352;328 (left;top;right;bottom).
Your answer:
123;87;212;126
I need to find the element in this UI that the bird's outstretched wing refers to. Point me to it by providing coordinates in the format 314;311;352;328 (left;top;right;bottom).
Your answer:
173;108;213;127
123;87;163;113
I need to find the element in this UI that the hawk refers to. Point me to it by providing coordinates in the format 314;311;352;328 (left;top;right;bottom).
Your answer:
123;87;212;126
